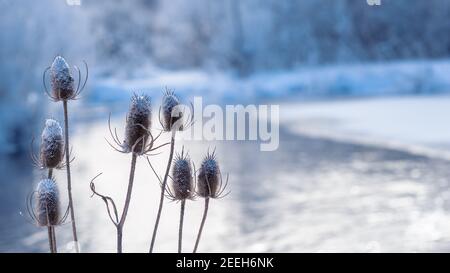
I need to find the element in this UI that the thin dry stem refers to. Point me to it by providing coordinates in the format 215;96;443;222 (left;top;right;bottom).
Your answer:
149;132;176;253
117;153;138;253
178;199;185;253
193;197;209;253
47;168;56;253
47;226;54;253
63;100;79;253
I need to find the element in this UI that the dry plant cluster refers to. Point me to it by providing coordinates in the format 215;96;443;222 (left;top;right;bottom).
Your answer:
25;56;229;253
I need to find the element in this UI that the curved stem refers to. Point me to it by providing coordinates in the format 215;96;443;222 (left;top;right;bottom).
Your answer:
178;200;185;253
117;153;138;253
149;133;176;253
193;198;209;253
63;100;79;253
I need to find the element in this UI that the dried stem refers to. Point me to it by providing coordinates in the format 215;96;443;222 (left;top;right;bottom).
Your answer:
193;197;209;253
178;200;186;253
46;168;57;253
117;153;138;253
63;100;79;253
149;132;176;253
47;226;54;253
51;226;57;253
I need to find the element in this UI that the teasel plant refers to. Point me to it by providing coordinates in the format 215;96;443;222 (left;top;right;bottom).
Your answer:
43;55;88;252
193;149;229;253
26;119;69;252
91;93;169;253
148;89;193;253
25;178;69;253
149;147;195;253
31;119;70;176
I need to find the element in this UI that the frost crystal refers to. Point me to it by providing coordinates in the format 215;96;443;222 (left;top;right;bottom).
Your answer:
36;178;60;226
42;119;63;141
172;155;194;200
197;154;220;198
40;119;64;169
50;56;75;100
124;94;152;153
162;92;182;131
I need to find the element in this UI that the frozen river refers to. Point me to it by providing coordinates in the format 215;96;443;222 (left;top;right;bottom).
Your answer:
2;113;450;252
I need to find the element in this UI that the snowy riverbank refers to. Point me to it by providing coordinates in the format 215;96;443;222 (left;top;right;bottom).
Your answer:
87;60;450;105
281;95;450;160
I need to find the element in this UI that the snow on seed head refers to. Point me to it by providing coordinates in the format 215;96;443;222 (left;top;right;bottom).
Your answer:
124;94;152;154
36;178;60;226
197;151;221;198
162;90;182;131
50;56;75;101
171;150;194;200
40;119;64;169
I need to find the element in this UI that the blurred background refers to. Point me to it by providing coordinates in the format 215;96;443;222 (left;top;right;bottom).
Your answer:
2;0;450;252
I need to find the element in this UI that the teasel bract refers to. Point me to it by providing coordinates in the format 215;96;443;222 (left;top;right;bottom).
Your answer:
44;55;88;102
31;119;65;174
193;149;229;253
161;89;183;132
27;178;69;253
107;94;165;156
124;94;152;154
165;148;194;253
148;89;193;253
43;55;88;253
94;93;168;253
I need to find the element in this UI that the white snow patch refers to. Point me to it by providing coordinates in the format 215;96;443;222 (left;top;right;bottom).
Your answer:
87;59;450;104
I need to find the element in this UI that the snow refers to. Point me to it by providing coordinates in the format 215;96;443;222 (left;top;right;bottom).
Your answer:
37;179;58;198
129;94;152;117
36;178;59;226
86;60;450;104
42;119;63;141
281;95;450;160
51;56;71;77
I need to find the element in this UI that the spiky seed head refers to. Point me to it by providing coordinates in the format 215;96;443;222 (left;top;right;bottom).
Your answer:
40;119;64;169
162;91;182;131
50;56;75;101
124;94;152;154
36;178;60;226
197;152;221;198
171;152;194;200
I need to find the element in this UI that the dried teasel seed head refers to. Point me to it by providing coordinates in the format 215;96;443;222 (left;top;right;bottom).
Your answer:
124;94;152;154
171;151;194;200
36;178;60;226
50;56;75;101
162;90;182;131
40;119;64;169
197;151;221;198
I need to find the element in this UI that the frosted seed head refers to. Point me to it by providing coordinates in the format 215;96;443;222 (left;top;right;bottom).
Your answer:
124;94;152;154
40;119;64;169
162;90;182;131
36;178;60;226
50;56;75;101
197;152;220;198
171;152;194;200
